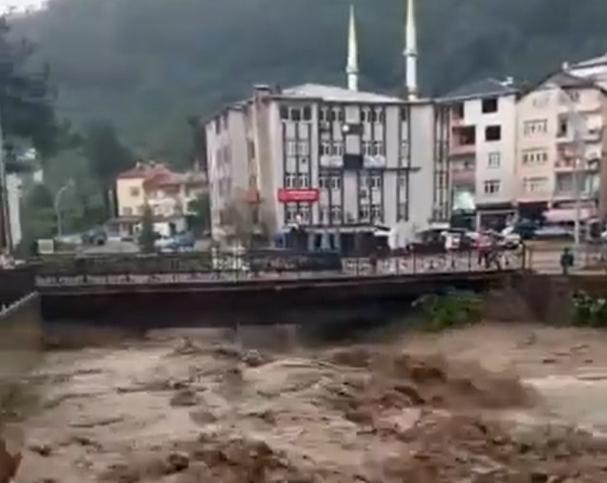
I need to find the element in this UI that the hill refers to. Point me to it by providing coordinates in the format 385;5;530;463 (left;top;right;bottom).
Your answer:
14;0;607;163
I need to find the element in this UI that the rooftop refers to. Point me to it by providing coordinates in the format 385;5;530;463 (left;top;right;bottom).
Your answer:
278;83;404;104
440;78;518;101
543;70;598;89
570;53;607;70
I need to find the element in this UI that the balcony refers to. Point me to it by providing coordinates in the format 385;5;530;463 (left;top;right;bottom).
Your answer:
449;143;476;157
319;155;343;168
450;167;475;187
363;155;387;169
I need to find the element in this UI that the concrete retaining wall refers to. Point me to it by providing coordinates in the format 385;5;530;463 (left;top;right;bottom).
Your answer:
0;293;43;417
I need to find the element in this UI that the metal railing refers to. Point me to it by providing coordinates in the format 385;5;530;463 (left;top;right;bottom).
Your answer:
34;248;525;289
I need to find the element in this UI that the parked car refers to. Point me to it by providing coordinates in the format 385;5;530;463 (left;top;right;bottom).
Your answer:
82;227;107;246
533;224;573;240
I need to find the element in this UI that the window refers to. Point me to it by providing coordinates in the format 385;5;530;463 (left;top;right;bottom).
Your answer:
297;174;310;188
557;115;568;138
452;103;464;119
483;179;501;195
247;140;255;160
454;126;476;146
285;174;296;188
522;149;548;165
291;108;301;121
397;203;408;221
485;125;501;142
280;106;289;120
524;120;548;136
556;173;574;194
370;174;382;189
299;204;311;223
331;206;342;224
122;207;133;216
330;176;342;190
286;140;297;156
482;97;498;114
303;106;311;121
488;152;501;169
319;108;328;122
320;141;343;156
129;187;141;197
559;90;580;104
398;173;407;188
359;205;370;221
523;177;548;193
286;204;298;223
400;106;409;122
319;207;329;224
300;156;309;168
371;205;383;222
298;141;309;156
319;175;329;189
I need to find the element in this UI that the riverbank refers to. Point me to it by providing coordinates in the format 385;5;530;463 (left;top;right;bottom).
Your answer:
7;321;607;482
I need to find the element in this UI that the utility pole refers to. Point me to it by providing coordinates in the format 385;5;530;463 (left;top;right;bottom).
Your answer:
0;107;11;254
54;179;74;239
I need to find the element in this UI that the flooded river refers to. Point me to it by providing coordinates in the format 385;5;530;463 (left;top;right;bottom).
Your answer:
5;320;607;482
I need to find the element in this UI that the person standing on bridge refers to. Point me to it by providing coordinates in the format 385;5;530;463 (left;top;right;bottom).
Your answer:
560;247;574;276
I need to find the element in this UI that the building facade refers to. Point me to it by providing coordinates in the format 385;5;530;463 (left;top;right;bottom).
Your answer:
515;71;607;223
205;84;449;252
113;162;206;237
440;78;519;229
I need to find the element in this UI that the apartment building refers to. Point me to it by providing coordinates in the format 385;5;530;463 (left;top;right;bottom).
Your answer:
113;162;206;237
515;71;607;223
203;1;450;252
440;78;519;229
204;84;449;252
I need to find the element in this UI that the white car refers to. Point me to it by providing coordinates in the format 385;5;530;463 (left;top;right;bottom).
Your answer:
501;226;522;249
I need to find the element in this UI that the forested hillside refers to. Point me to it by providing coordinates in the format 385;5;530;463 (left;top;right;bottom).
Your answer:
14;0;607;163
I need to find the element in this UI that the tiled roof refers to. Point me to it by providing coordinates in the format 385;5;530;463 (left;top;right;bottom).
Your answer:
440;78;518;101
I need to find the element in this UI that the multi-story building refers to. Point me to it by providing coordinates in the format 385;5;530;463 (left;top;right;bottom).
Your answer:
515;71;607;223
440;78;519;229
203;1;450;253
205;84;448;252
113;162;206;237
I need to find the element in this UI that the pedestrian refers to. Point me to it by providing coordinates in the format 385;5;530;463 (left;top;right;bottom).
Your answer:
560;247;574;276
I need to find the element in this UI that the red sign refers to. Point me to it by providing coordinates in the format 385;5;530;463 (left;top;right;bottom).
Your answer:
278;188;319;203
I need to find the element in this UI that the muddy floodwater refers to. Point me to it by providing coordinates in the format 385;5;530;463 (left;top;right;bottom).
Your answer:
8;321;607;482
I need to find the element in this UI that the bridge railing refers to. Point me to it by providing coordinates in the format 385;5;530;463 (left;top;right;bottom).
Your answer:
34;248;525;288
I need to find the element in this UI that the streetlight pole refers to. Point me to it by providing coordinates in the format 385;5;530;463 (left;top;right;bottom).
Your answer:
54;179;74;239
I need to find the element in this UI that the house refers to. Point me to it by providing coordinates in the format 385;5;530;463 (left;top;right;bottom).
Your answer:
111;162;206;238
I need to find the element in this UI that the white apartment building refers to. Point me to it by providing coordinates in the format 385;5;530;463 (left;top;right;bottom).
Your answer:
440;78;518;229
204;84;449;253
203;0;450;253
515;71;607;223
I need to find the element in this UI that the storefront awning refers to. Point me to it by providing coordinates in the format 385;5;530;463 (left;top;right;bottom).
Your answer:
544;207;597;224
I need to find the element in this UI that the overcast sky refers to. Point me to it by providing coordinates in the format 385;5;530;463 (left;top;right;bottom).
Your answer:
0;0;45;13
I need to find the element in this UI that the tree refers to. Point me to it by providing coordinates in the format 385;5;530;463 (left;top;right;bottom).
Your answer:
139;204;155;253
187;192;210;237
81;120;134;215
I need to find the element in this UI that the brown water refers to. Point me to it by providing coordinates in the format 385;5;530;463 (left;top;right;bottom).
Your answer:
8;322;607;482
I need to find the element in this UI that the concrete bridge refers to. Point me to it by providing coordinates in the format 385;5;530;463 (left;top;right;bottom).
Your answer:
31;250;526;322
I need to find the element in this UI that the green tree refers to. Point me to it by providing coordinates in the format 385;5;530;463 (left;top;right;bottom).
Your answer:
187;193;210;237
139;204;155;253
81;120;134;215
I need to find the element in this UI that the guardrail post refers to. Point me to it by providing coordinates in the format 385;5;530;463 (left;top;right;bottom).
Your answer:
413;251;417;274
